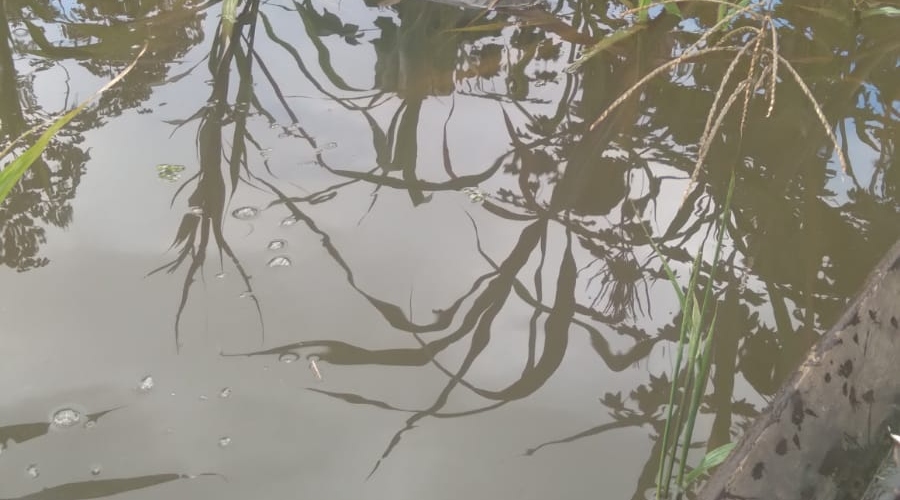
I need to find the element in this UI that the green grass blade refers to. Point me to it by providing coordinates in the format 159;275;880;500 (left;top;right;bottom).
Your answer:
221;0;239;42
0;105;86;202
683;442;736;486
566;24;646;74
676;307;718;489
860;6;900;18
0;45;147;207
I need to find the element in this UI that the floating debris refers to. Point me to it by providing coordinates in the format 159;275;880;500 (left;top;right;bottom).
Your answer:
218;437;232;448
26;464;39;478
280;216;298;227
267;256;292;268
215;272;227;279
51;408;82;429
189;206;204;216
309;356;323;381
231;206;259;220
90;465;102;476
138;375;155;392
238;291;254;299
198;395;208;401
219;387;232;399
156;164;185;183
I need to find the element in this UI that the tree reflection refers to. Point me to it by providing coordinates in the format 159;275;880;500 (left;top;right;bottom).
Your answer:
132;0;899;495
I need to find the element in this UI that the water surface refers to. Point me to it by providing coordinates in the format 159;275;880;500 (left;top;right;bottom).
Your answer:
0;0;898;498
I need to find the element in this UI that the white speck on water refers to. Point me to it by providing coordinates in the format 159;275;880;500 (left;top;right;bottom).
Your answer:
84;420;96;429
215;272;226;279
231;206;259;220
90;465;102;476
267;239;286;251
278;353;300;363
26;464;39;478
239;291;253;299
280;216;298;227
267;256;292;268
218;437;232;448
51;408;82;429
189;206;204;216
219;387;232;398
138;375;155;392
198;395;208;401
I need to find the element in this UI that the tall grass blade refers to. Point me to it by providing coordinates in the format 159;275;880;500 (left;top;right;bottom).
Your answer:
0;45;148;207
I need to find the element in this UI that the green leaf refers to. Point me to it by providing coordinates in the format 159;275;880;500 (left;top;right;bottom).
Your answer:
683;442;736;485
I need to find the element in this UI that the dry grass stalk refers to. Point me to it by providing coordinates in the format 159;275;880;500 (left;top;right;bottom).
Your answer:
686;66;772;201
589;0;849;210
770;50;849;172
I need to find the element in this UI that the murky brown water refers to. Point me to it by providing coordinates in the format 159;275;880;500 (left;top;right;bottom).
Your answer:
0;0;897;498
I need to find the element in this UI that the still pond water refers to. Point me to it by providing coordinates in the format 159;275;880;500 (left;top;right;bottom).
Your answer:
0;0;898;498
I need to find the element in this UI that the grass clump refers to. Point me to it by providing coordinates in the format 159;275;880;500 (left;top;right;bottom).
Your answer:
642;171;736;499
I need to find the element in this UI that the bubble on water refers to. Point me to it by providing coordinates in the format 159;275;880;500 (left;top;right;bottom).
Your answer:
26;464;39;478
278;352;300;363
90;465;102;476
267;256;292;268
219;387;232;398
461;187;486;204
267;239;286;251
231;206;259;220
84;420;96;430
51;408;82;429
198;395;208;401
315;142;338;153
218;437;232;448
189;206;204;216
239;291;254;299
215;272;226;279
280;216;298;227
138;375;155;392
